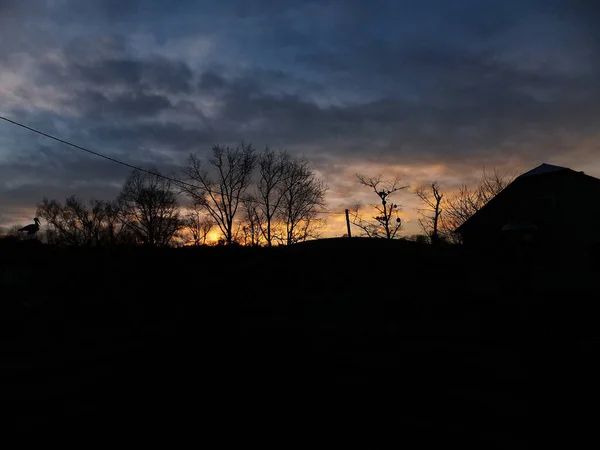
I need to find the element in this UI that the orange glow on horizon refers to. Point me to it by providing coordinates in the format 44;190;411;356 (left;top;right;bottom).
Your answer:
206;229;221;244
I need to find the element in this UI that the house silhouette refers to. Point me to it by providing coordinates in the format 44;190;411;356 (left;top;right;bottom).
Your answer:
455;163;600;251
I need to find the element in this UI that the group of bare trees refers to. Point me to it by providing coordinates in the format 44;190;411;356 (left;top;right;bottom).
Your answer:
37;196;132;246
349;167;513;244
3;136;514;247
181;144;327;246
36;170;180;247
414;168;514;243
26;142;327;247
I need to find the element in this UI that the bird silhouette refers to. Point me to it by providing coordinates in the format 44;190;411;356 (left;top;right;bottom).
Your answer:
18;217;41;237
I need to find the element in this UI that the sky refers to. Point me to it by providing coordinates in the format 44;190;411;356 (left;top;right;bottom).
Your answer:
1;0;600;237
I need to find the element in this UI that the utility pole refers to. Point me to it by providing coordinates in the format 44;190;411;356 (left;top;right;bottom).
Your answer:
345;209;352;238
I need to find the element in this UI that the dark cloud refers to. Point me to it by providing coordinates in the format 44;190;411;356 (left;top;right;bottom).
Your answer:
198;71;228;91
0;149;124;218
31;36;195;121
0;0;46;14
0;0;17;13
62;34;129;61
3;0;600;231
72;90;172;120
0;137;186;222
73;58;193;94
97;0;145;19
91;122;217;153
40;48;193;95
186;57;600;166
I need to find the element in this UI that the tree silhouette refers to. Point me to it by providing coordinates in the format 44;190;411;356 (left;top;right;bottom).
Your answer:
351;174;409;239
37;196;129;246
102;200;131;246
118;168;182;247
182;143;256;245
442;167;514;242
241;198;263;246
415;182;444;244
253;147;289;247
277;157;327;245
183;202;215;246
0;225;24;243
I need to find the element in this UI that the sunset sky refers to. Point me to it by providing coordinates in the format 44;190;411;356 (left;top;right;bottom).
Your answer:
1;0;600;238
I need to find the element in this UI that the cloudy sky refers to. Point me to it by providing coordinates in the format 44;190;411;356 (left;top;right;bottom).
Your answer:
1;0;600;236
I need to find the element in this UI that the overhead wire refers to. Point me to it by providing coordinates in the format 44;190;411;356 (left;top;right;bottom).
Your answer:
0;115;197;189
0;114;348;216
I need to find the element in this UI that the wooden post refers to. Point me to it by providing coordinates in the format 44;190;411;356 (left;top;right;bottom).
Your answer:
345;209;352;238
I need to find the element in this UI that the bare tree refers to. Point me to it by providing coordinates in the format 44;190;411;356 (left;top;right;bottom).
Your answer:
182;143;256;245
478;166;513;204
415;182;444;244
405;234;430;244
118;168;182;247
440;185;479;241
241;198;263;246
183;202;215;246
102;200;130;246
351;174;409;239
36;196;127;246
442;167;514;242
0;225;23;240
277;157;327;245
37;197;81;246
66;196;107;245
254;147;289;246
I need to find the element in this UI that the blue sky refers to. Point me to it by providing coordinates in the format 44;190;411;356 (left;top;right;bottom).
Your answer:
1;0;600;235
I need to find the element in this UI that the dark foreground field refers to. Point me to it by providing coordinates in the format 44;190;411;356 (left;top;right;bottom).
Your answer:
1;238;598;446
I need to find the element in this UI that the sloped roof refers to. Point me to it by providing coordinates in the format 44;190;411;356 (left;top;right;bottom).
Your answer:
455;162;584;234
519;163;569;177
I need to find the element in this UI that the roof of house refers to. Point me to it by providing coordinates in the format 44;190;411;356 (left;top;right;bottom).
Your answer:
519;163;570;177
455;162;595;234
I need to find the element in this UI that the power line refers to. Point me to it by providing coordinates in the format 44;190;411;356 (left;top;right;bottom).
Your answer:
0;114;195;189
0;114;348;216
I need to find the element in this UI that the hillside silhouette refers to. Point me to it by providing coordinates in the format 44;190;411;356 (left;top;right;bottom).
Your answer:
3;237;596;446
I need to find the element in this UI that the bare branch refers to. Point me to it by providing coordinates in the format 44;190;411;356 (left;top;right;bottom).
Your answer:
353;174;409;239
440;166;515;243
118;168;183;247
182;143;257;245
415;182;444;244
278;157;328;245
183;202;215;246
